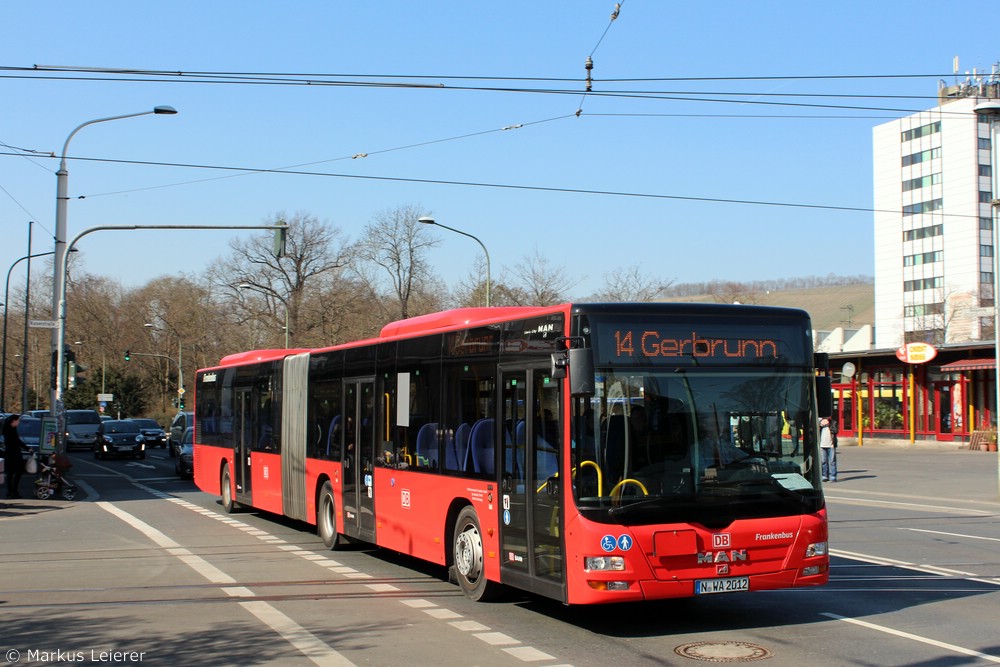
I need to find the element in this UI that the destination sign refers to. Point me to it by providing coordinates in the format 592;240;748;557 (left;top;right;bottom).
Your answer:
587;316;807;366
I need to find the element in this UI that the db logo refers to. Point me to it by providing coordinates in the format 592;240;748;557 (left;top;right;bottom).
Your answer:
712;533;731;549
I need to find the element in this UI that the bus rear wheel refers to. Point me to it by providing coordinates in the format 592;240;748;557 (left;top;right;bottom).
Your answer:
317;481;342;550
452;506;501;601
221;463;238;513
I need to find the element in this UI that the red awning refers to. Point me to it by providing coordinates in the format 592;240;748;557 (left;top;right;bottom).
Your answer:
939;358;996;372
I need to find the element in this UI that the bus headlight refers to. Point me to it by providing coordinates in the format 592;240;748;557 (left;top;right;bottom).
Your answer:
805;541;828;558
584;556;625;572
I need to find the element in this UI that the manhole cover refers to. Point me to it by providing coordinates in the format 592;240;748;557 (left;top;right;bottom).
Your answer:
674;641;774;663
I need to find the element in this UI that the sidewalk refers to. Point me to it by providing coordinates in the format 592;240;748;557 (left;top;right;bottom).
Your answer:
830;437;1000;504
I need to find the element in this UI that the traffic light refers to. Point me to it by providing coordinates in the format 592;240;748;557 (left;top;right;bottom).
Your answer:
66;349;77;389
178;397;185;410
124;349;130;362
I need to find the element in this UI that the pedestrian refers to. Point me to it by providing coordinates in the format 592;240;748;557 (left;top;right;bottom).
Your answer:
819;416;837;483
3;414;30;499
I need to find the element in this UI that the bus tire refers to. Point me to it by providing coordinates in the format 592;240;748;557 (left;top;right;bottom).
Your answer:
221;463;238;513
452;506;501;601
317;481;342;550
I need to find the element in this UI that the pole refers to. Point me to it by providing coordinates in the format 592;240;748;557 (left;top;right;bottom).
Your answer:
21;222;32;414
2;247;55;411
178;341;183;403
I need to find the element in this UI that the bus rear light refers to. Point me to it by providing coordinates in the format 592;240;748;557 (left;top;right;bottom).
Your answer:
584;556;625;571
805;541;828;558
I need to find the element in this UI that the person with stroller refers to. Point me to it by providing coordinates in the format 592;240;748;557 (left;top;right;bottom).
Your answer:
3;414;30;499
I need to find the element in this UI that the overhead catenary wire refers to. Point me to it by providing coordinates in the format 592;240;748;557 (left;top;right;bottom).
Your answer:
0;148;983;221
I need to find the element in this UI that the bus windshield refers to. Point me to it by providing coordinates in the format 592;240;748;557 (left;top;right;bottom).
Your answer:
571;367;822;526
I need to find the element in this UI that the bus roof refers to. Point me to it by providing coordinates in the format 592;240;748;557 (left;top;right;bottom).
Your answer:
216;349;311;366
378;306;566;339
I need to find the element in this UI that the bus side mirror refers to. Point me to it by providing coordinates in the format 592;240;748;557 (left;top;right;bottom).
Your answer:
815;375;833;418
568;348;594;397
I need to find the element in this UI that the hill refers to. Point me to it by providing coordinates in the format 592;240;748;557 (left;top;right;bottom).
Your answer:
663;283;875;332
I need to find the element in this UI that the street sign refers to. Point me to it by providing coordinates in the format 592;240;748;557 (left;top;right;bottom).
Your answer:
97;393;114;402
29;319;59;329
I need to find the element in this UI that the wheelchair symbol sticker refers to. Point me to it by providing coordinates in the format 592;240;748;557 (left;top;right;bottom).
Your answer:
600;535;617;552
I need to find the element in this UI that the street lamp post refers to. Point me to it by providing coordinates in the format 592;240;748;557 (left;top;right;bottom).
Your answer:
974;100;1000;497
144;324;184;408
2;249;55;411
418;216;491;307
238;283;289;348
51;106;178;412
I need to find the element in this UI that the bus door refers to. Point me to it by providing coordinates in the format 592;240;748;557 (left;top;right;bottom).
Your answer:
499;363;565;600
234;387;253;504
342;377;377;543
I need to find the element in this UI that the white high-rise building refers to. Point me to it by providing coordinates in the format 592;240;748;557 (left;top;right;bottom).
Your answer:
873;76;1000;350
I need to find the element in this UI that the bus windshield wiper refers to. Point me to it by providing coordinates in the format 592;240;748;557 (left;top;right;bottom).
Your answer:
607;495;687;519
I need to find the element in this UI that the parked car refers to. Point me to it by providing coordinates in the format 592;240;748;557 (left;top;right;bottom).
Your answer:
130;418;168;449
175;427;194;479
66;409;102;451
94;420;146;460
17;415;42;456
169;411;194;457
28;410;50;419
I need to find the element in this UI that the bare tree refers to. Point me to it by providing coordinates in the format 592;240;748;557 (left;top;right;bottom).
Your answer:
208;212;351;348
507;247;576;306
590;266;671;302
354;205;441;320
709;281;764;305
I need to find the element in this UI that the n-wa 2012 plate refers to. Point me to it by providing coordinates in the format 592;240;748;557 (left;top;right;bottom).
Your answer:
695;576;749;594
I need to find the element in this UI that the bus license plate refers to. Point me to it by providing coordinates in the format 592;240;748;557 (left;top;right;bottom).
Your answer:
695;577;749;595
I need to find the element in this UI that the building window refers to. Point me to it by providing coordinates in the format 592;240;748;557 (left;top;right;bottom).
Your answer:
979;137;992;150
981;217;994;231
903;277;943;291
904;303;944;317
901;121;941;142
980;164;993;178
982;245;995;258
982;271;994;285
902;198;943;216
902;147;941;167
980;191;994;204
903;224;943;241
903;250;943;266
902;173;941;192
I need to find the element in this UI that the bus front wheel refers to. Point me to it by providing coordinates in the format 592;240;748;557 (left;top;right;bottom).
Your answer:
317;481;342;550
452;506;501;601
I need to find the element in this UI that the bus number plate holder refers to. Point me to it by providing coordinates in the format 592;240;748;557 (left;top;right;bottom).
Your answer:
695;577;749;595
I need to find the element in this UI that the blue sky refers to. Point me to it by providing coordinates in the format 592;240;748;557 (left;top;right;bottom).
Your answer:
1;2;997;302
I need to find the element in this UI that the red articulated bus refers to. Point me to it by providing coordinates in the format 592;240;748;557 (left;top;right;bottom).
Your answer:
193;302;831;604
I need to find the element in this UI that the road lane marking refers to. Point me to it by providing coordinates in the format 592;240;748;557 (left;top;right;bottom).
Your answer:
821;613;1000;663
902;527;1000;543
825;495;994;515
97;501;356;667
832;548;1000;585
